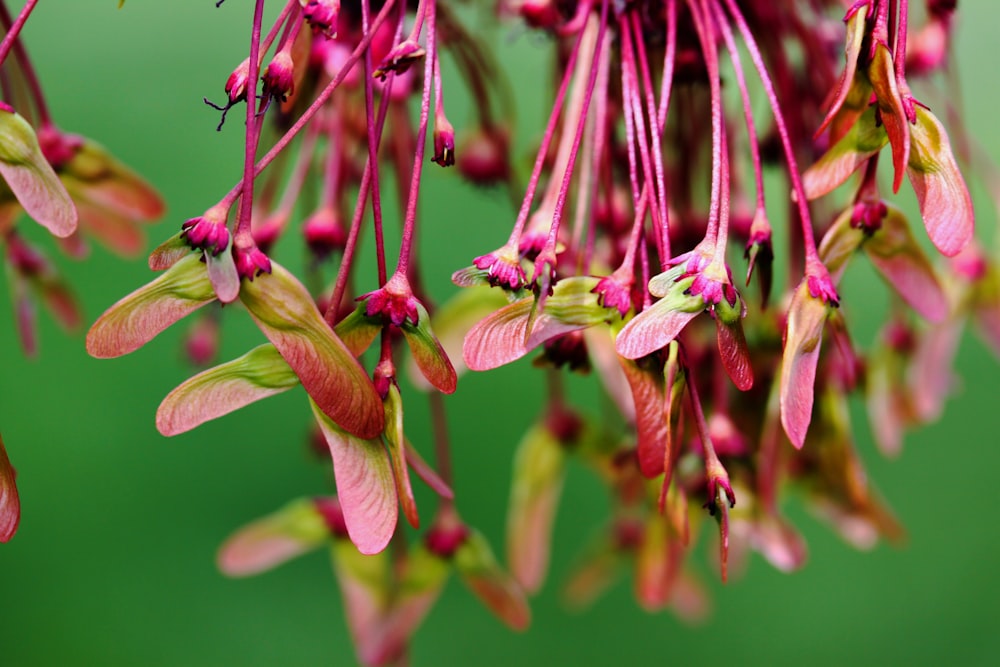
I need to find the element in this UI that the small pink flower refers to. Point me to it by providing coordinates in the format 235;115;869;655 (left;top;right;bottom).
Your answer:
234;244;272;280
182;208;230;256
473;246;526;290
359;273;421;327
262;49;295;104
302;0;340;38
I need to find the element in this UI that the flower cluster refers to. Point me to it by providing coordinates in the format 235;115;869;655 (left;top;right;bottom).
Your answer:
2;0;984;663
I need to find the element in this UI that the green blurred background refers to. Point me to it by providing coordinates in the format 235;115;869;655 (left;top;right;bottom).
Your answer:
1;2;998;665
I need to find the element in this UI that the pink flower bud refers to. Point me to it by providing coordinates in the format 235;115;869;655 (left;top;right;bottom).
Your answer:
372;39;425;81
182;206;230;256
302;206;346;256
262;50;295;103
234;244;272;280
431;115;456;167
225;58;251;104
302;0;340;39
457;126;510;186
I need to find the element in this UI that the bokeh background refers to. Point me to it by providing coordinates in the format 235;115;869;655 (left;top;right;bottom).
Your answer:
1;2;998;665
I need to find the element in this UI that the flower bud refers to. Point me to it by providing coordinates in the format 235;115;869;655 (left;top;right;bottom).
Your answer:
372;39;425;81
431;114;456;167
225;58;251;105
182;206;230;256
302;206;346;256
262;50;295;103
457;126;510;186
234;244;272;280
301;0;340;39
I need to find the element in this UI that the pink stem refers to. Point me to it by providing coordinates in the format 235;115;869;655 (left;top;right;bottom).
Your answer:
687;0;724;246
262;0;298;56
361;0;389;286
504;0;595;246
620;17;665;265
572;30;610;273
233;0;267;245
325;7;405;325
712;1;767;216
539;0;610;263
0;0;36;69
0;1;48;124
223;0;398;204
720;0;822;268
429;392;454;495
656;0;678;132
629;12;670;261
894;0;909;81
394;0;438;277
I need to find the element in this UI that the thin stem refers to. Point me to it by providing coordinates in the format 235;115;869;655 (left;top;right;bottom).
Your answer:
894;0;909;81
394;0;438;277
233;0;267;244
257;121;321;243
362;0;389;286
619;184;651;272
223;0;398;204
712;1;767;217
686;365;723;474
657;0;678;132
571;29;609;272
620;16;664;265
504;0;594;246
630;11;670;261
0;0;36;69
687;0;724;245
262;0;298;56
538;0;609;263
0;1;49;124
720;0;822;268
325;6;405;325
429;392;454;495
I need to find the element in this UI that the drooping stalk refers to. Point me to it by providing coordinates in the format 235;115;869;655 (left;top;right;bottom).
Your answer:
0;0;37;70
0;1;48;124
232;0;268;246
720;0;825;273
502;0;595;248
393;0;439;278
362;0;390;287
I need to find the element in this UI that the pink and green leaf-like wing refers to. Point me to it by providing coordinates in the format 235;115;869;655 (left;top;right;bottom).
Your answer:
868;43;911;193
60;138;165;221
217;497;331;576
802;106;888;201
383;385;419;529
86;253;216;358
779;281;831;449
615;267;703;360
311;400;397;555
815;3;870;141
0;108;77;237
907;107;974;257
407;286;507;390
331;539;393;662
156;344;299;436
506;419;567;594
400;301;457;394
864;204;949;323
353;545;448;667
464;277;607;372
454;528;531;631
241;261;384;439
